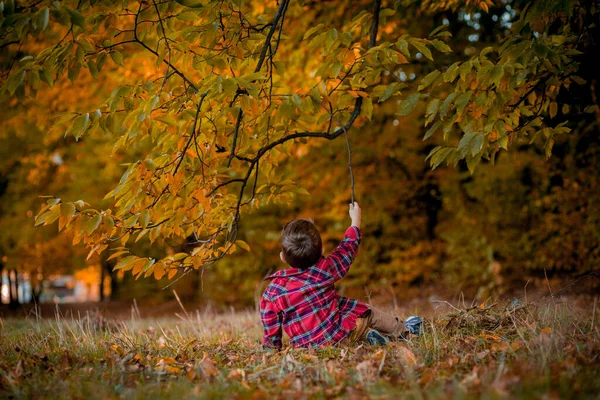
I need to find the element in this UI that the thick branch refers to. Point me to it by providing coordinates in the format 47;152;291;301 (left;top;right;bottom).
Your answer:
369;0;382;49
254;0;289;73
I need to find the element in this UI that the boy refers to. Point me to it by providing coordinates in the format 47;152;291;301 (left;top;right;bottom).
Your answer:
260;202;421;349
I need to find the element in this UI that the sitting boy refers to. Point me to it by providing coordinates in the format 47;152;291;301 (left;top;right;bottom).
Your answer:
260;202;421;349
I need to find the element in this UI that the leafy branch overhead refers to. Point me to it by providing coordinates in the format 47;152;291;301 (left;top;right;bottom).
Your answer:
1;0;596;280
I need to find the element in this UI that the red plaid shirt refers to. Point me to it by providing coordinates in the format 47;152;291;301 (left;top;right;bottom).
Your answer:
260;226;369;349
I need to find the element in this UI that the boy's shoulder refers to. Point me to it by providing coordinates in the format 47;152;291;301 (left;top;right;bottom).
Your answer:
263;267;304;281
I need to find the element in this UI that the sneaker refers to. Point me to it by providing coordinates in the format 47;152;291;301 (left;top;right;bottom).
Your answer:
403;315;423;336
365;329;389;345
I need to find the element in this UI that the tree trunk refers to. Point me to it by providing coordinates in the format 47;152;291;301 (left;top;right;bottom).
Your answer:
8;269;19;309
99;261;105;301
101;258;120;301
110;268;120;300
31;282;42;304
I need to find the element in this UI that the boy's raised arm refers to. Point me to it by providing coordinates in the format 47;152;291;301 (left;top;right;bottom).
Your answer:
325;202;362;281
260;295;283;350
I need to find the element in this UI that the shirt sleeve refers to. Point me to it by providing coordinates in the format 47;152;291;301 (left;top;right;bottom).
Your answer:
324;225;362;281
260;294;283;350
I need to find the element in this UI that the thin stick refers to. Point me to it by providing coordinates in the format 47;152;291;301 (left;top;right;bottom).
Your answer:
342;126;356;204
320;103;356;204
173;290;190;320
430;300;462;313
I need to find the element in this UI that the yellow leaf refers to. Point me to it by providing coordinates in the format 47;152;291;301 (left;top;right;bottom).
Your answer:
235;240;251;252
549;102;558;118
154;263;166;280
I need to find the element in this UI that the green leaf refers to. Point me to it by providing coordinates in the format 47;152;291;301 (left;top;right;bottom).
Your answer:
304;23;324;40
458;129;477;150
378;83;401;102
470;134;484;156
141;258;156;273
409;39;433;61
114;256;136;271
545;138;555;158
396;93;420;116
66;8;86;28
423;121;441;141
103;216;115;231
107;251;129;261
430;147;453;170
155;115;178;126
489;65;504;86
110;51;124;66
431;39;452;53
176;0;205;8
425;98;440;124
40;69;54;87
396;39;410;58
139;209;150;228
36;8;50;32
498;136;508;150
455;91;472;115
88;61;98;79
84;215;102;234
71;113;90;140
7;70;25;95
466;155;481;174
438;93;457;119
60;203;76;220
418;70;441;91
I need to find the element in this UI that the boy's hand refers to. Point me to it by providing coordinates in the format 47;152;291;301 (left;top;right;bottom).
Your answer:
349;202;361;229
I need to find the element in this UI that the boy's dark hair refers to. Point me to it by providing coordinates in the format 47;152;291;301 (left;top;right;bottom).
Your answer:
281;219;322;269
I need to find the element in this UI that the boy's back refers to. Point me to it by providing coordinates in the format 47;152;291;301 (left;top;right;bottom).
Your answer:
261;223;368;349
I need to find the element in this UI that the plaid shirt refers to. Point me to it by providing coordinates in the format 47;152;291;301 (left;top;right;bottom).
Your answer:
260;226;369;349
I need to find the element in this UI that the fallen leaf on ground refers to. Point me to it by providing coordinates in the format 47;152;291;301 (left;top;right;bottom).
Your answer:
200;352;219;377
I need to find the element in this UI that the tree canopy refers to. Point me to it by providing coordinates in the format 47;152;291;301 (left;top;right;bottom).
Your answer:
1;0;598;291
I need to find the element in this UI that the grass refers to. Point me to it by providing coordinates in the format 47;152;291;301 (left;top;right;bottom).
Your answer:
1;297;599;399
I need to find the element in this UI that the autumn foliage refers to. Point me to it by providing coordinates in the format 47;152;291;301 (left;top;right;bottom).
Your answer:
1;0;599;302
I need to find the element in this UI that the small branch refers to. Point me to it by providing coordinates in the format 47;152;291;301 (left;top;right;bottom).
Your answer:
173;92;208;175
227;109;244;167
133;2;197;92
152;0;173;94
254;0;289;73
207;178;245;197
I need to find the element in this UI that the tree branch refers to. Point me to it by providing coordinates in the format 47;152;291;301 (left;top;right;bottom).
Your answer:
133;2;197;92
173;92;209;176
227;109;244;167
254;0;289;73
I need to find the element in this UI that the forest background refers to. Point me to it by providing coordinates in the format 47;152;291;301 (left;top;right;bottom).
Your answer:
1;0;598;310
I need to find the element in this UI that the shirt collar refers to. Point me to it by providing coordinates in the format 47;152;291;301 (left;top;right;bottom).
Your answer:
264;267;303;281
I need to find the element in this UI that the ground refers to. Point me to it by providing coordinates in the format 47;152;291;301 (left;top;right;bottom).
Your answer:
1;296;599;399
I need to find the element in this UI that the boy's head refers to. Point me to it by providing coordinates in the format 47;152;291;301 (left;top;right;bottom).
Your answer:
280;218;322;269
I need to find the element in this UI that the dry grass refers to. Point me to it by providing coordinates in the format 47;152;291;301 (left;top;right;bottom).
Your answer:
1;297;599;399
